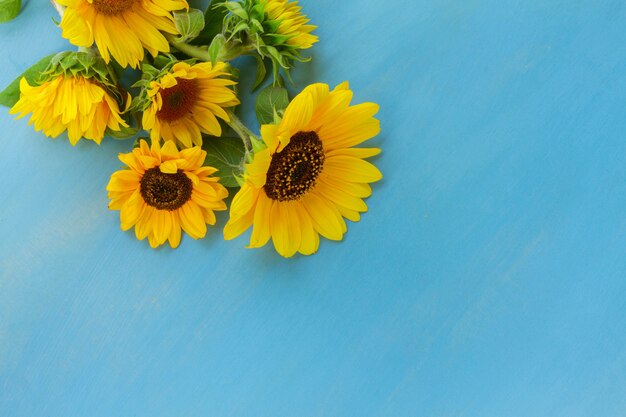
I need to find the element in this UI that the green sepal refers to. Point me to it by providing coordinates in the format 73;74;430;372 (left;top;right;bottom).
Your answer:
0;0;21;23
255;84;289;125
0;53;56;107
106;125;140;140
263;19;281;33
202;136;246;188
152;54;174;69
173;8;205;43
226;21;249;41
252;54;267;91
43;51;118;89
106;116;140;140
208;34;227;64
220;1;248;20
249;3;265;22
140;62;161;79
250;135;267;155
248;18;262;34
132;136;147;149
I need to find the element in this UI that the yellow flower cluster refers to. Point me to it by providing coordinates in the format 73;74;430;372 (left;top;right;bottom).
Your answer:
3;0;382;256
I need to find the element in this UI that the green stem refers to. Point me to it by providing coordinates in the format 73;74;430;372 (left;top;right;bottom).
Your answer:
167;36;211;60
217;42;257;62
226;110;257;154
165;34;256;62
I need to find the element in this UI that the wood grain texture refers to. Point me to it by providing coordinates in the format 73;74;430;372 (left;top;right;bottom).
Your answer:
1;0;626;415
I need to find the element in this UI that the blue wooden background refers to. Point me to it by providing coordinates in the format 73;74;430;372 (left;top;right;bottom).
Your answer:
1;0;626;416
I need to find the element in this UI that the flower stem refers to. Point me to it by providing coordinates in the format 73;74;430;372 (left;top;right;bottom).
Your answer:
165;34;256;63
166;36;211;61
226;110;257;154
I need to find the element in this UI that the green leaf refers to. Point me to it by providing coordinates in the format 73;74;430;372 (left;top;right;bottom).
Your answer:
192;0;227;45
0;53;56;107
173;8;205;43
0;0;21;23
202;136;246;188
255;84;288;125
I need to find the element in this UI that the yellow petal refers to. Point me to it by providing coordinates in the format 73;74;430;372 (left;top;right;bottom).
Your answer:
270;201;301;258
301;192;344;241
248;193;273;248
294;201;319;255
323;155;383;183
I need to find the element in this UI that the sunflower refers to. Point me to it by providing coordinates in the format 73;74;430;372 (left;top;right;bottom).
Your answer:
223;82;382;257
57;0;188;69
141;61;239;148
107;139;228;248
264;0;318;50
9;75;127;145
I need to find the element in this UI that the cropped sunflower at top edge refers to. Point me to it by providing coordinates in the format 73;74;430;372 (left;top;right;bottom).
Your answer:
107;139;229;248
138;61;239;148
217;0;318;83
223;82;382;258
57;0;189;69
263;0;318;50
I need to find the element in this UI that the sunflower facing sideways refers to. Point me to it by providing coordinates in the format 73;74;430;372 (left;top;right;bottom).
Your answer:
107;139;228;248
10;74;127;145
57;0;188;68
223;82;382;257
141;61;239;148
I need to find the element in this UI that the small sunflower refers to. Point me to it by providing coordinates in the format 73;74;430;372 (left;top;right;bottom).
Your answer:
264;0;318;50
223;82;382;257
141;61;239;148
107;139;228;248
9;75;127;145
57;0;188;68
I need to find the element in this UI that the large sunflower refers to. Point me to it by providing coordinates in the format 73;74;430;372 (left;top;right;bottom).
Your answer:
223;82;382;257
107;139;228;248
264;0;317;50
10;75;127;145
57;0;188;68
141;61;239;148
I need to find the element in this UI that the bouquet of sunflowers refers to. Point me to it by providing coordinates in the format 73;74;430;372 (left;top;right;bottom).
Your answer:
1;0;382;257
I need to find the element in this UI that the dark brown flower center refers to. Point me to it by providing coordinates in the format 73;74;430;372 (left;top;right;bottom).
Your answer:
157;78;199;122
92;0;135;15
264;131;324;201
140;167;193;210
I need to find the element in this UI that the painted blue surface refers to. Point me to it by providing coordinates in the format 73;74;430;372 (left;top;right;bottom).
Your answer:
1;0;626;415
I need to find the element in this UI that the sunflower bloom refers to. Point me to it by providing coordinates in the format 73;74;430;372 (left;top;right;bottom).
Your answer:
9;75;127;145
141;61;239;148
264;0;317;49
57;0;188;68
107;139;228;248
223;82;382;257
